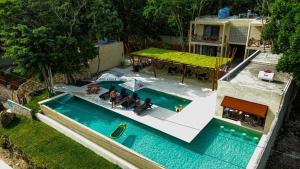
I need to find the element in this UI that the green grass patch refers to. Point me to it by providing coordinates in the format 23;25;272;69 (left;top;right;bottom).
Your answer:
0;116;119;169
25;89;50;113
131;47;231;68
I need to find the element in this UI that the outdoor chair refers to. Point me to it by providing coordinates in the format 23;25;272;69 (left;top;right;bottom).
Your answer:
134;98;152;115
121;92;140;109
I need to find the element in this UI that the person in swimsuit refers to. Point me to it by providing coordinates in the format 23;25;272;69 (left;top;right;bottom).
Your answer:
110;89;117;108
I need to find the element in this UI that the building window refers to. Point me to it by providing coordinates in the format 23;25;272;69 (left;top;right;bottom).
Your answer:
203;25;220;41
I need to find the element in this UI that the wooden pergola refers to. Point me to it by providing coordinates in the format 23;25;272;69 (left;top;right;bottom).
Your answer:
130;48;231;91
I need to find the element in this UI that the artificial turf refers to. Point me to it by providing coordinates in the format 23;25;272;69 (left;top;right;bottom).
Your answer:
131;47;231;68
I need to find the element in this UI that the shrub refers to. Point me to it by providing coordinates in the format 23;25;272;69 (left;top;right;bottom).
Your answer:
0;112;16;128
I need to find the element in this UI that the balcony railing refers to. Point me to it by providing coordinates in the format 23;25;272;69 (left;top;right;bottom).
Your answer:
191;35;222;44
248;38;272;48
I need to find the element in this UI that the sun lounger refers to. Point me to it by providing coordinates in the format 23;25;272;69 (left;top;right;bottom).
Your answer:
121;92;140;109
134;98;152;115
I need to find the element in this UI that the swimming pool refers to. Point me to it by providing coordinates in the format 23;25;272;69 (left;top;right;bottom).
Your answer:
45;95;261;169
97;81;191;112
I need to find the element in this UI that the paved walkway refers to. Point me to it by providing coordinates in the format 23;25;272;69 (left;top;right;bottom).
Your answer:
0;160;12;169
53;66;216;142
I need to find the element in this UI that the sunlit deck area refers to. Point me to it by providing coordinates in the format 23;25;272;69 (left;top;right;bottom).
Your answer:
54;66;216;142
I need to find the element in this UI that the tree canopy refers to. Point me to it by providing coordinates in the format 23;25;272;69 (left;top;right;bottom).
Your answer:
0;0;122;92
144;0;209;51
263;0;300;82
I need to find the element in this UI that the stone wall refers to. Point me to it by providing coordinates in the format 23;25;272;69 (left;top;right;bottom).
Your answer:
0;85;19;102
18;78;46;102
255;81;296;169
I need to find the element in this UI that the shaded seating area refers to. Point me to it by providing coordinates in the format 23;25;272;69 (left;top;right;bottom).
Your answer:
221;96;268;128
130;47;232;90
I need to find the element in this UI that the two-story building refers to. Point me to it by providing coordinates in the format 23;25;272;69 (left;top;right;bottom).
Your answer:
188;16;271;61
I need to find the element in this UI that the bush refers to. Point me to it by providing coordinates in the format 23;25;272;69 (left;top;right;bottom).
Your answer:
0;112;16;128
0;102;5;111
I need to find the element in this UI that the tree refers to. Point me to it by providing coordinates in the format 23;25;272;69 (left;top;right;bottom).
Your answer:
262;0;300;82
144;0;208;51
0;0;122;93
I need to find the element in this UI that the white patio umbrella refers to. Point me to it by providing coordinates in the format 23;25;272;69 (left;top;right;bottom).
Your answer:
119;79;145;92
96;72;121;82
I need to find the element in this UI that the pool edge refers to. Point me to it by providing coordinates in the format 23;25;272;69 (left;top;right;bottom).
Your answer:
39;104;164;169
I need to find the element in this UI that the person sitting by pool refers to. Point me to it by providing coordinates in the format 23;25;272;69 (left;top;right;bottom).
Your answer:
116;88;129;103
121;92;140;109
110;89;118;108
134;98;152;115
99;86;115;100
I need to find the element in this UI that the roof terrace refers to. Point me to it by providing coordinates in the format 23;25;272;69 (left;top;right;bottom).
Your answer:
220;52;291;94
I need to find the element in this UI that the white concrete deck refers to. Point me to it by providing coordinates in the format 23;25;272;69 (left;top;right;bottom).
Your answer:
0;160;12;169
54;66;216;143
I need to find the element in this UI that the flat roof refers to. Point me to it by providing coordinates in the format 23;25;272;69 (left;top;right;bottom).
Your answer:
229;53;291;94
193;16;229;24
131;47;231;69
193;16;257;24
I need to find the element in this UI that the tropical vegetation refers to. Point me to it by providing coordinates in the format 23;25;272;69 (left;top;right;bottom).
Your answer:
263;0;300;82
0;0;122;93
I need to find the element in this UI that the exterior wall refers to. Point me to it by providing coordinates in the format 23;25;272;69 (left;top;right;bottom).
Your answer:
88;42;124;75
229;19;253;27
224;24;230;43
216;80;283;133
194;25;204;36
249;26;262;40
7;99;33;118
40;104;163;169
250;80;295;169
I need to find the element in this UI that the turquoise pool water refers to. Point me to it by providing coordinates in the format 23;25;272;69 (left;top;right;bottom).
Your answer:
46;95;261;169
97;81;191;112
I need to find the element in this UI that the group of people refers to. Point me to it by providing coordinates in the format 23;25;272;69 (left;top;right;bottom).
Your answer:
99;86;152;115
87;83;100;94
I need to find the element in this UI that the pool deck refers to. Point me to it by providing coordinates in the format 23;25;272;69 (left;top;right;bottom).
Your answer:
54;67;216;143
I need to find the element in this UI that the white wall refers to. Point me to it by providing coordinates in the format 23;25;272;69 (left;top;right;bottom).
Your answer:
88;42;124;75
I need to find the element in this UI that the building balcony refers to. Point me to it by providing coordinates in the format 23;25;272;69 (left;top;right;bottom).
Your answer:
191;35;223;44
247;38;272;49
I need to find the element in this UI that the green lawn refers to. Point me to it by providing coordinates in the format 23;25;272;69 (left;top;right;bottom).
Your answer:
131;47;231;68
0;116;119;169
